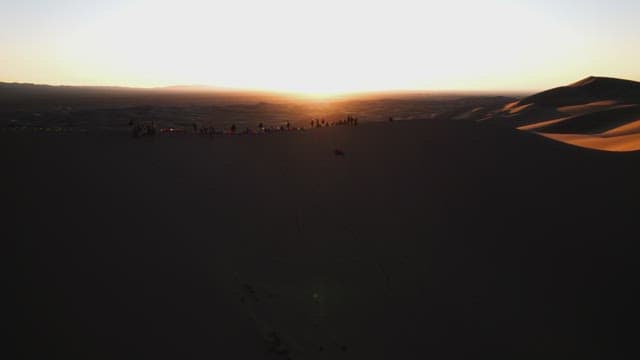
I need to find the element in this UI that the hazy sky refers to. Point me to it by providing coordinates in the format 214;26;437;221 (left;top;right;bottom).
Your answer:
1;0;639;94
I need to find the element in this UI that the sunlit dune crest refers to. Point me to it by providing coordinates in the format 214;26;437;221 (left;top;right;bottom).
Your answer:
541;132;640;152
557;100;620;115
601;119;640;137
507;103;535;114
487;76;640;152
548;117;640;152
517;117;568;131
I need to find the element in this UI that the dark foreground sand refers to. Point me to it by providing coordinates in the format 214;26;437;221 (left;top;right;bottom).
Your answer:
8;119;640;359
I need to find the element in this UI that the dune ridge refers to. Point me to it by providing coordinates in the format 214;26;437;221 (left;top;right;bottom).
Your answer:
487;76;640;152
9;117;640;359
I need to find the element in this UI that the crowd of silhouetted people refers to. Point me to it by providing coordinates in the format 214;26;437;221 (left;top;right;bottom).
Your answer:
131;115;375;139
310;116;358;128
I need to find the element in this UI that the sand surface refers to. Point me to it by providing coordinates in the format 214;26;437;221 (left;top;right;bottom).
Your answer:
489;77;640;152
557;100;620;115
517;117;568;131
602;119;640;136
542;131;640;152
8;119;640;359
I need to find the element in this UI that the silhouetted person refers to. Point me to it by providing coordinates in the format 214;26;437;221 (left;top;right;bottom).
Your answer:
230;124;236;133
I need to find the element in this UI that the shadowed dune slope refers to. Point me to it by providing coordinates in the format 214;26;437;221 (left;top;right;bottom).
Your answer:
487;77;640;151
517;76;640;108
7;118;640;359
533;105;640;134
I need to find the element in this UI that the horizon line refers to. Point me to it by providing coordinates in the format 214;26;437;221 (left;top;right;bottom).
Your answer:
0;80;542;97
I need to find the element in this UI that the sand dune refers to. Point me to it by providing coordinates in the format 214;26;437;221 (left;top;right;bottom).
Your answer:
517;76;640;107
541;132;640;152
7;77;640;360
517;117;568;131
557;100;620;115
602;119;640;136
9;118;640;359
488;101;566;126
489;76;640;152
540;117;640;152
533;105;640;134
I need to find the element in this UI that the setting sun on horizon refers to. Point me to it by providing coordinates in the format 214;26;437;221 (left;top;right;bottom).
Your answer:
2;0;639;95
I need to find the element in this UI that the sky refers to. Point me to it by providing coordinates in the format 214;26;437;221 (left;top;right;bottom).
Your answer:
1;0;639;94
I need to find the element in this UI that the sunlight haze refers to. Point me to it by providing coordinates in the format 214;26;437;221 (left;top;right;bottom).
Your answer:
2;0;639;94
